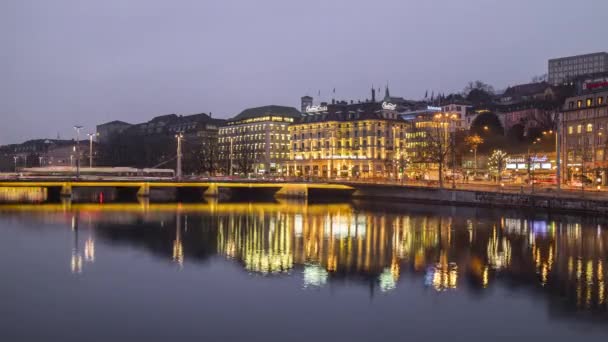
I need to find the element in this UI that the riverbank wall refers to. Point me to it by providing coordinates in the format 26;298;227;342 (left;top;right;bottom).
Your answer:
349;183;608;215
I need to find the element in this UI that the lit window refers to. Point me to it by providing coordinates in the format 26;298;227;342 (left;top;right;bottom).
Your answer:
598;97;604;105
568;126;573;134
586;98;593;107
577;125;582;133
577;100;583;108
587;123;593;132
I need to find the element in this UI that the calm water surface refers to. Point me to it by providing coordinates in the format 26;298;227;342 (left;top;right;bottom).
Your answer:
1;200;607;341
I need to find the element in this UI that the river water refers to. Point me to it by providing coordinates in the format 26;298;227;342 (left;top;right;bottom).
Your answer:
0;200;607;341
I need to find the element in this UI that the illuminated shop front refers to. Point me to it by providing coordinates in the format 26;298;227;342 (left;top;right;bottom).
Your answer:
505;154;556;173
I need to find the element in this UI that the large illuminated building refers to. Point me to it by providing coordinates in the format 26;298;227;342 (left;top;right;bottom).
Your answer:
561;75;608;183
218;105;301;175
400;105;465;177
287;88;412;179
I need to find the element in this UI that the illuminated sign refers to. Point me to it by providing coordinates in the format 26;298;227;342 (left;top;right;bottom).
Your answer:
427;106;442;111
506;155;548;163
583;78;608;90
305;105;328;113
382;102;397;110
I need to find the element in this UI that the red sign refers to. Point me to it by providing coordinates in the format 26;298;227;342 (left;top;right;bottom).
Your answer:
584;81;608;90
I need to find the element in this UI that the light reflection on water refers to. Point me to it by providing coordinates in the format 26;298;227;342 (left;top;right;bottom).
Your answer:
1;200;608;340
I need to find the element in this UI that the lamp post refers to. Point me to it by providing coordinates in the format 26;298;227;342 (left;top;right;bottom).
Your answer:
73;125;83;179
175;132;183;180
87;133;98;168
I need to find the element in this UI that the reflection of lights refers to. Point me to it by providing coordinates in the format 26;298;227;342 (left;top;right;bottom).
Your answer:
303;264;328;288
379;268;397;292
294;214;303;237
482;267;489;288
487;230;511;270
71;252;82;274
172;239;183;267
425;262;458;291
530;220;548;236
84;238;95;262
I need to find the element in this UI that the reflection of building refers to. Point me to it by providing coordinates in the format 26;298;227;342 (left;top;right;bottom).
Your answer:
218;105;300;175
288;89;408;179
32;201;607;311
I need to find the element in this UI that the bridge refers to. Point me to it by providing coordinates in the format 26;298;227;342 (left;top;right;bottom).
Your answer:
0;180;355;202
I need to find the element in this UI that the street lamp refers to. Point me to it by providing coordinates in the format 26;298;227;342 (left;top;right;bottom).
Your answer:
87;133;98;168
73;125;83;179
175;132;184;180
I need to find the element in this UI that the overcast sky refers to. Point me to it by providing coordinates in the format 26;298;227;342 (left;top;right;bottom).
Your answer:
1;0;607;145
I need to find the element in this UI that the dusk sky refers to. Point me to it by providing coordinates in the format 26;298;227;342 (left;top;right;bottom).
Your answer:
2;0;607;145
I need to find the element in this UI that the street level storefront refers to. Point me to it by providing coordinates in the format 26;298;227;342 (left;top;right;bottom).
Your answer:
505;153;556;176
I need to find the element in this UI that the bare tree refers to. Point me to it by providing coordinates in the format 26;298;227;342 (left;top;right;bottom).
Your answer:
411;119;454;188
462;80;495;96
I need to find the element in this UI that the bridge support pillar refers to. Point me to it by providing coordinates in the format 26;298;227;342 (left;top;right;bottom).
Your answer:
60;183;72;198
137;183;150;197
204;184;218;197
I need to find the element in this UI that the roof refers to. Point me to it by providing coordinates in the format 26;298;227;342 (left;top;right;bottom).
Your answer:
232;105;301;121
503;82;551;97
98;120;131;126
149;114;178;123
296;102;402;124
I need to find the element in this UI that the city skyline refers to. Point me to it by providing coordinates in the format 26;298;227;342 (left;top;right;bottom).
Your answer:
3;0;608;145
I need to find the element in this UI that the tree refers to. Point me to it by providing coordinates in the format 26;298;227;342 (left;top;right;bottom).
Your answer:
235;143;256;176
531;74;548;83
182;137;220;176
463;81;495;96
465;135;483;174
411;116;455;188
488;150;508;182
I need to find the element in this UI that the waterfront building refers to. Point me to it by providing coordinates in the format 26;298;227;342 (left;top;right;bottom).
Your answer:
218;105;300;175
96;113;225;171
0;139;86;170
287;91;409;179
494;82;571;135
561;79;608;183
95;120;132;144
400;105;465;179
548;52;608;85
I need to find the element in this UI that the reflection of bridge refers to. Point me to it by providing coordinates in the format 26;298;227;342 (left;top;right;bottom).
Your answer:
0;181;355;201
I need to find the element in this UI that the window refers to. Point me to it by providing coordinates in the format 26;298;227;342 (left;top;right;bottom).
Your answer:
569;101;574;109
587;123;593;132
577;100;583;108
568;126;573;134
587;98;593;107
577;124;582;133
599;97;604;105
